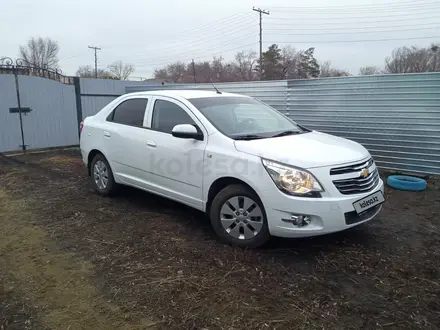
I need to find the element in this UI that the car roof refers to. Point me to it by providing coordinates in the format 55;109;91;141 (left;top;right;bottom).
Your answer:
124;89;249;100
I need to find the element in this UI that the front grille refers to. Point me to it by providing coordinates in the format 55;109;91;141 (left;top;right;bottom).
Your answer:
330;158;374;175
331;158;380;195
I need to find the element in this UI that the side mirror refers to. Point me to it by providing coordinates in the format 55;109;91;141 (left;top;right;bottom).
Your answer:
172;124;203;140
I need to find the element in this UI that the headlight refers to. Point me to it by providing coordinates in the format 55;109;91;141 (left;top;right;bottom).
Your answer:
262;159;323;197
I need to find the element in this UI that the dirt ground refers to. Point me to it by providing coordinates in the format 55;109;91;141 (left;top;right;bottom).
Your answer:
0;148;439;330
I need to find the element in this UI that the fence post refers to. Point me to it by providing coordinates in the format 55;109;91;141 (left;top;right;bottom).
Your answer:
73;77;83;138
13;67;26;151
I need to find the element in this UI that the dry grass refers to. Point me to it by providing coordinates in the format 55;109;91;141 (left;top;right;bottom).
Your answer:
1;149;440;329
0;188;157;330
38;155;75;166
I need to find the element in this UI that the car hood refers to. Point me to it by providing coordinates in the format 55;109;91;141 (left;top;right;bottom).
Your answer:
234;131;370;169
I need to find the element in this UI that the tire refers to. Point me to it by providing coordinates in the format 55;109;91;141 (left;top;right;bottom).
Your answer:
209;184;270;248
90;153;117;196
387;175;427;191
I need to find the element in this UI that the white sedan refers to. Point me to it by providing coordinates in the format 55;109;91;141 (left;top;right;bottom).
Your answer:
80;90;384;248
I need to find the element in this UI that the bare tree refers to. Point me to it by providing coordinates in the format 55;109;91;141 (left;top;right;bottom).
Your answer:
19;37;59;69
153;68;169;81
280;46;300;79
76;65;114;79
107;60;135;80
359;66;382;75
319;61;349;77
152;45;320;82
211;56;230;82
169;62;188;82
385;45;440;73
233;51;257;81
193;61;213;83
154;62;191;83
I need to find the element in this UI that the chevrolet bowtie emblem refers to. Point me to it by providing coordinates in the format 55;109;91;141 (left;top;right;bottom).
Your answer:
360;168;369;178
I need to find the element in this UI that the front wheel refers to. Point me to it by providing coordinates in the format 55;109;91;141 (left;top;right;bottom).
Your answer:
209;184;270;248
90;154;117;196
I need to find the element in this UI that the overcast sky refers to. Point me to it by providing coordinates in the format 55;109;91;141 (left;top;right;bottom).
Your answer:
2;0;440;79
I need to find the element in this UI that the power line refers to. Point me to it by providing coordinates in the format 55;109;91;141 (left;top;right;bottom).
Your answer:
266;9;440;21
265;22;440;32
120;30;257;63
265;15;440;27
105;22;258;62
101;13;254;50
267;35;440;44
128;20;256;55
99;20;257;62
265;25;440;36
266;0;438;11
162;12;252;37
267;4;440;16
88;46;101;78
269;4;440;14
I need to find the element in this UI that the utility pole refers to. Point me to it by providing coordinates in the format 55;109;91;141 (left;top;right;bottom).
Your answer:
191;59;197;83
253;7;269;80
88;45;101;78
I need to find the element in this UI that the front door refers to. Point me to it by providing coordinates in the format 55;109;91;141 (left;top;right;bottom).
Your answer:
143;96;207;210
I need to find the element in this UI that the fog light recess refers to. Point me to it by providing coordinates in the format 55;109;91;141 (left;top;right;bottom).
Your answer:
282;214;312;227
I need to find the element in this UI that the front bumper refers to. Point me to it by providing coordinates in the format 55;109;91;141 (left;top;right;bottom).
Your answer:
262;178;384;238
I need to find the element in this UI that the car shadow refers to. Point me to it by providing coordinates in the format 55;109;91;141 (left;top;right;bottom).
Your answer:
111;184;377;256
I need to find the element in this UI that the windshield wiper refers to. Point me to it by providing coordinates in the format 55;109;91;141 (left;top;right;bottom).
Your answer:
233;134;266;141
270;130;301;138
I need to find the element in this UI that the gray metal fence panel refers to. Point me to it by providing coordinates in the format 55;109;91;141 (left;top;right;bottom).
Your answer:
18;75;79;149
287;73;440;175
80;78;165;118
126;80;288;112
0;74;22;152
81;95;116;118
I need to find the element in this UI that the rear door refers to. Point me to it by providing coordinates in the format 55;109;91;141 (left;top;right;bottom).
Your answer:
143;96;208;209
103;96;152;188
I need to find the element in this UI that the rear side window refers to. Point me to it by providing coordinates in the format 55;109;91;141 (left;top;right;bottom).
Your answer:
151;99;195;133
108;98;148;127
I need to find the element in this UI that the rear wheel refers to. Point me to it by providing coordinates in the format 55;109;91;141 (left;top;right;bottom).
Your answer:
90;154;116;196
209;184;270;248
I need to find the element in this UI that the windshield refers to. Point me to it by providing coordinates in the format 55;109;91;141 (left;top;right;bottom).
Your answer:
188;96;305;140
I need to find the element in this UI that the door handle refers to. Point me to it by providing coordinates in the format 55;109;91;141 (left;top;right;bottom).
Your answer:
103;131;111;138
146;140;156;148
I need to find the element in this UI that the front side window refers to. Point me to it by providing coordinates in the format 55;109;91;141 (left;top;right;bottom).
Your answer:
108;98;148;127
188;96;305;140
151;99;196;133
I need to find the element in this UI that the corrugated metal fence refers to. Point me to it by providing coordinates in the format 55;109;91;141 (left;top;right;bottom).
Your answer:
286;73;440;175
0;73;439;175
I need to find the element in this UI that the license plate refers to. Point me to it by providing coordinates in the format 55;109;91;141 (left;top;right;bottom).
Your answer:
352;191;385;214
